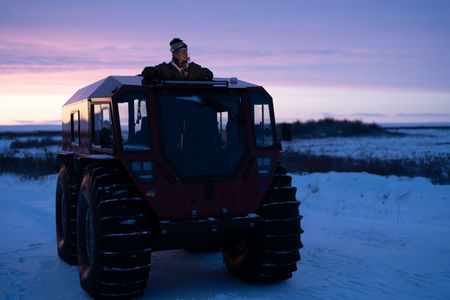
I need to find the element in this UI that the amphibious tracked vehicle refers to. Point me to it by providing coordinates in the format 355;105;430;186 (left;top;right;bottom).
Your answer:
55;76;303;298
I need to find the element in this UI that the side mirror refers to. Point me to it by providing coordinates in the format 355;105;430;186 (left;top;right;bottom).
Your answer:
281;123;292;141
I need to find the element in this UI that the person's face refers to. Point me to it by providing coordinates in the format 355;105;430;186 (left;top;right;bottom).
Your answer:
175;48;189;62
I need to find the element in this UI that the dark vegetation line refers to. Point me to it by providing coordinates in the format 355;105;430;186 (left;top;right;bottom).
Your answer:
280;152;450;185
3;151;448;184
9;138;61;149
0;152;56;179
0;132;60;179
1;120;449;184
276;118;400;139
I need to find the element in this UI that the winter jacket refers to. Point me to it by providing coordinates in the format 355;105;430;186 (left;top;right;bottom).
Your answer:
140;61;213;81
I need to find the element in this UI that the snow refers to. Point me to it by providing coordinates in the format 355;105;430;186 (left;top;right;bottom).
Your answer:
1;172;450;299
285;128;450;160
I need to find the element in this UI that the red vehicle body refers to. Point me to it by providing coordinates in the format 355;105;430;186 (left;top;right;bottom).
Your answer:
56;76;302;298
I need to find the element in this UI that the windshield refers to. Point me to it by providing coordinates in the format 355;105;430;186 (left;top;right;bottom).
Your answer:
158;90;246;180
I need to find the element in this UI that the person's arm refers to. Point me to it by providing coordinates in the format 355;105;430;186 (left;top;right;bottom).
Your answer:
200;67;214;80
141;65;161;78
189;62;214;80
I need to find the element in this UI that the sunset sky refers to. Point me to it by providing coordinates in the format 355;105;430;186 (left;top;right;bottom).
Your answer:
1;0;449;125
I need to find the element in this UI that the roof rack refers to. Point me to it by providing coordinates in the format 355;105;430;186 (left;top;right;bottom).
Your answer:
155;80;230;88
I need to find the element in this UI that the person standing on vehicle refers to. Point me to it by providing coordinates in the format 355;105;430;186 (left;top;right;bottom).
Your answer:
141;38;213;81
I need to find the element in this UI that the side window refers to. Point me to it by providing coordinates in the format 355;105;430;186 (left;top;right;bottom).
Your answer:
217;111;228;147
92;103;113;149
71;111;80;145
118;93;151;151
250;93;275;148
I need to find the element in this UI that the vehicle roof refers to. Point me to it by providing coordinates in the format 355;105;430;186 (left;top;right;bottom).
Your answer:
64;75;259;106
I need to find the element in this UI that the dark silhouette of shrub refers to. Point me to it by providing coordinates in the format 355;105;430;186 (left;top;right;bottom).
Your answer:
9;138;60;149
0;151;56;179
277;118;398;139
280;151;450;184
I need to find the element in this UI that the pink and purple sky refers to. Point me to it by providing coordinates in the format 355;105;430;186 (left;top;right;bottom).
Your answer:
1;0;449;125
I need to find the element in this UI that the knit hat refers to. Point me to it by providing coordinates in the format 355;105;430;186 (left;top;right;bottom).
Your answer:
170;38;188;53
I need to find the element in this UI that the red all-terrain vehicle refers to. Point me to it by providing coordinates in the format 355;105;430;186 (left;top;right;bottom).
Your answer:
55;76;303;298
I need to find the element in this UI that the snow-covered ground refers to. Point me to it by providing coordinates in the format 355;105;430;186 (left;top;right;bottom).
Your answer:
285;128;450;160
1;173;449;299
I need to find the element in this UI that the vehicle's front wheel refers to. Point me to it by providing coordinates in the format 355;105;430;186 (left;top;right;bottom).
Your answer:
222;166;303;283
77;164;153;298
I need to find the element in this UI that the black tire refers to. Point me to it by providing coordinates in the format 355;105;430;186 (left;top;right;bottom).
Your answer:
222;169;303;283
55;164;79;265
274;163;287;175
77;164;153;298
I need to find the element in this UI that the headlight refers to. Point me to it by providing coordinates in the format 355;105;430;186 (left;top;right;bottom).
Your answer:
256;157;273;176
129;161;154;182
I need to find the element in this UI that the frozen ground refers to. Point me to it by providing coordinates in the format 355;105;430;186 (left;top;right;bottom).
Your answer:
1;172;449;299
285;128;450;160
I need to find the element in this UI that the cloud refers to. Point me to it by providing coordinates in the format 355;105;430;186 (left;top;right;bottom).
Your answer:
0;38;164;74
13;120;36;124
285;48;346;56
1;35;449;92
0;35;367;75
320;112;389;119
13;119;61;125
351;113;389;117
395;113;450;118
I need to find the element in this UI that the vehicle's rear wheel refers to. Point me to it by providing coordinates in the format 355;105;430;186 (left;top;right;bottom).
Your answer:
77;164;153;298
55;164;79;265
222;164;303;283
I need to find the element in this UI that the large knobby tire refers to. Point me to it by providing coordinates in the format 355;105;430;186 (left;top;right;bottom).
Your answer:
55;164;79;265
77;164;153;298
222;164;303;283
